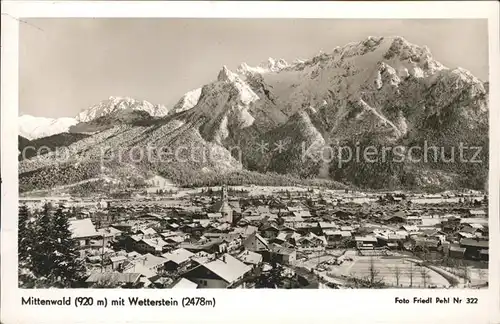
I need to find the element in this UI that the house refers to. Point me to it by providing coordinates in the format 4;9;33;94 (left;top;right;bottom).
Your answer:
460;224;486;237
191;251;215;265
297;233;327;249
354;236;378;250
382;211;406;224
459;238;489;260
162;248;195;271
109;255;128;271
293;211;312;218
376;234;405;249
240;215;266;224
170;278;199;289
85;272;143;288
260;224;280;240
98;227;123;246
293;222;318;234
412;237;440;252
274;232;302;246
231;225;258;238
165;222;180;231
420;218;442;227
324;230;352;244
125;253;168;275
236;250;263;267
460;218;488;226
180;222;206;236
406;216;423;225
179;239;226;254
207;213;223;220
468;209;487;217
183;253;252;288
123;262;157;281
400;225;419;233
69;218;102;249
448;244;466;259
243;233;269;252
283;216;305;226
286;206;304;213
267;243;297;264
220;234;242;252
138;227;157;238
136;213;163;221
136;237;168;255
332;210;353;220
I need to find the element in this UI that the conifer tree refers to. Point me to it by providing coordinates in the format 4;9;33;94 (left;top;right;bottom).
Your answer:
52;205;85;287
18;204;36;287
31;203;56;279
18;204;32;267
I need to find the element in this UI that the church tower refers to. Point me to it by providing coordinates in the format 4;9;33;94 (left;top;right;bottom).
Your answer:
219;185;233;224
221;185;228;202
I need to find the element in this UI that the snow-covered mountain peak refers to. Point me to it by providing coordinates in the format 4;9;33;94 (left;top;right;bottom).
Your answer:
259;57;289;72
236;57;289;75
19;115;78;140
76;96;169;122
172;88;202;115
217;65;237;82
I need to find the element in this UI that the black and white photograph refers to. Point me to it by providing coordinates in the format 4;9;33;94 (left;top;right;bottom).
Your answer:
15;17;492;290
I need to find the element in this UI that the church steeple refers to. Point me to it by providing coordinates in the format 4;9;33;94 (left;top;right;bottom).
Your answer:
219;185;233;224
221;185;228;202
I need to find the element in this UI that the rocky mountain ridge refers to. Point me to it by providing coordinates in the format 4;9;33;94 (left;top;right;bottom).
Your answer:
19;36;489;192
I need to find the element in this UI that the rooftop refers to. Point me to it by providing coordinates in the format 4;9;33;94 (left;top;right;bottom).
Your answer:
460;238;489;249
162;248;194;265
86;272;141;284
171;278;199;289
236;250;263;265
69;219;100;239
201;253;252;283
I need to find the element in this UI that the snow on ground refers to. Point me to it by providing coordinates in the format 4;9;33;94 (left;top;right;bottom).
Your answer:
304;253;450;288
440;266;488;286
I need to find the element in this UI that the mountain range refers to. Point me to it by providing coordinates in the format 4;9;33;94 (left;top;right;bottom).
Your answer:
18;36;489;194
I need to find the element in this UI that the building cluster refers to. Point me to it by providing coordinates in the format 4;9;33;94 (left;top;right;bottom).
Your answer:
32;187;488;289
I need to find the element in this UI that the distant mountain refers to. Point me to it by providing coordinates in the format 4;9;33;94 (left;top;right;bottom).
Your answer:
75;96;169;122
19;97;170;140
19;115;78;140
19;36;488;193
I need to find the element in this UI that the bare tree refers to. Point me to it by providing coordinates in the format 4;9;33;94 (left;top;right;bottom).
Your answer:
477;268;487;283
461;262;471;286
407;262;415;288
367;256;384;287
393;265;401;287
419;267;431;288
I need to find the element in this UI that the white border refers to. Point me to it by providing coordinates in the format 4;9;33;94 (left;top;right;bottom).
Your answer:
1;2;499;324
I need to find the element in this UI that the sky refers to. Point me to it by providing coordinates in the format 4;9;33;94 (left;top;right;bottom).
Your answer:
20;19;489;118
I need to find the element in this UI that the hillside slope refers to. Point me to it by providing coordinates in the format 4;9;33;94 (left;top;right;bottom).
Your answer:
19;36;488;192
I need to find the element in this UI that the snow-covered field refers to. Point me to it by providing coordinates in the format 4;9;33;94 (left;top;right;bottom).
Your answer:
440;266;488;286
328;256;450;288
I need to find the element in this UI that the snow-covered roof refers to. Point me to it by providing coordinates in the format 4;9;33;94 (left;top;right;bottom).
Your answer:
69;218;100;239
140;238;167;251
98;227;122;236
138;253;168;269
201;254;252;284
236;250;263;265
171;278;198;289
162;248;194;265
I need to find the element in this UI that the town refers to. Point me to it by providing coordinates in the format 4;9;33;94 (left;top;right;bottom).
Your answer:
18;183;489;289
